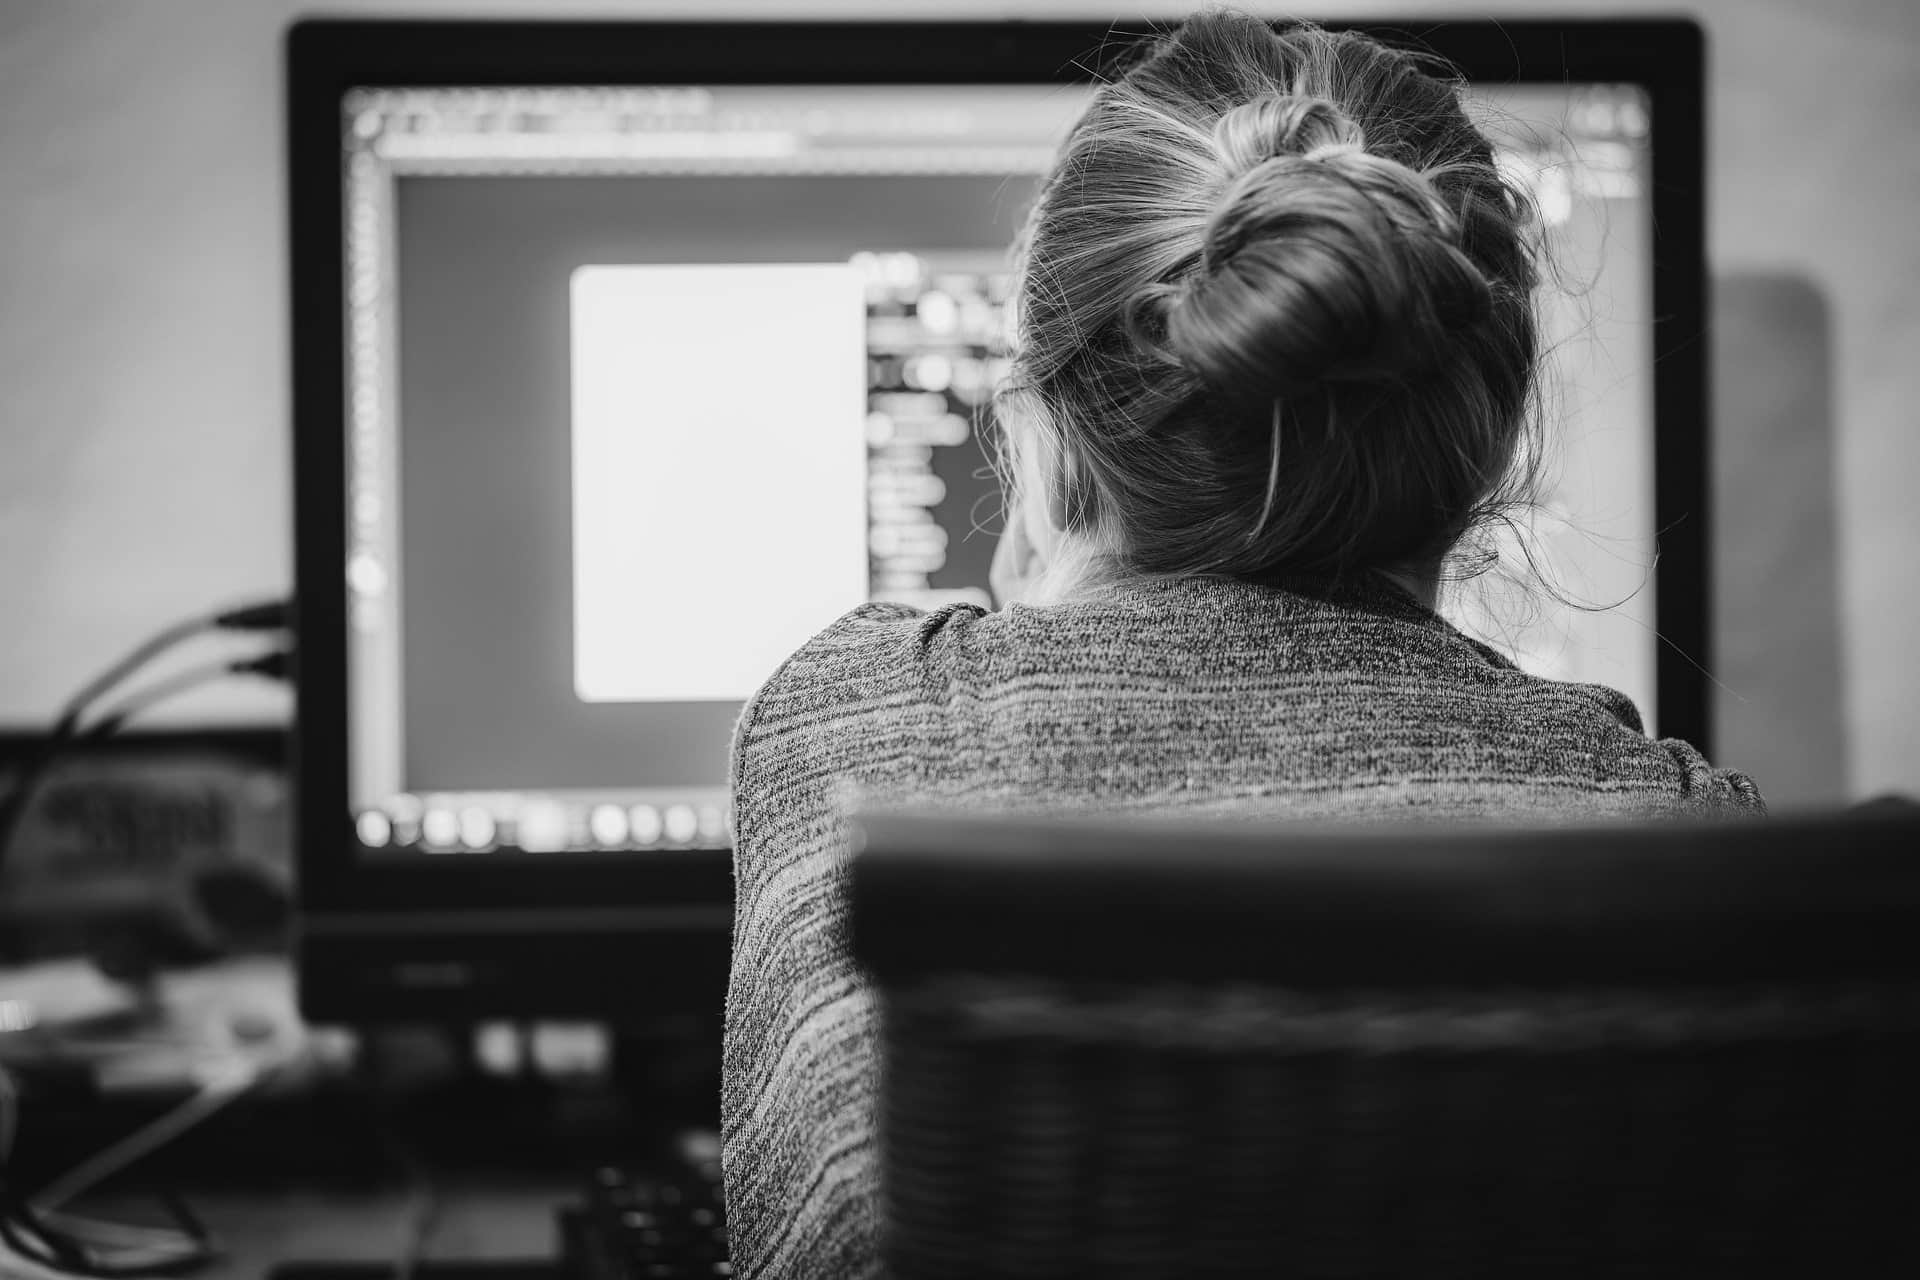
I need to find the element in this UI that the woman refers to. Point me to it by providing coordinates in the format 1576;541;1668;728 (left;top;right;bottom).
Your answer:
722;11;1762;1276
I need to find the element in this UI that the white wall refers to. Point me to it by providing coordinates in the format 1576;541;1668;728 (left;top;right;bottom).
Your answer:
1;0;1914;799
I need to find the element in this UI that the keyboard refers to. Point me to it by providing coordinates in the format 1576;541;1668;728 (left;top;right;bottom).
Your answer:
561;1147;733;1280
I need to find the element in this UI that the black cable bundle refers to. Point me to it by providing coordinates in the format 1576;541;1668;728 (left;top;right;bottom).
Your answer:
0;595;294;1277
0;1190;216;1278
0;1061;247;1277
0;597;294;880
0;604;296;1274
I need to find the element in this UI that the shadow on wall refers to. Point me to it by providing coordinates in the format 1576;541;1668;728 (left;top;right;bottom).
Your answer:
1712;273;1848;808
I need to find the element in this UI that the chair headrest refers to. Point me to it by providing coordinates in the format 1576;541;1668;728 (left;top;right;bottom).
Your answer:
850;806;1920;989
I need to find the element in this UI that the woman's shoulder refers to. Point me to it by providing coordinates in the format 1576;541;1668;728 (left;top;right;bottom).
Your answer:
1403;649;1766;816
730;583;1766;818
1435;667;1767;817
730;599;998;769
745;598;986;705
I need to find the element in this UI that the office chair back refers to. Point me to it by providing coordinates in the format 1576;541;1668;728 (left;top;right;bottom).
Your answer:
850;807;1920;1278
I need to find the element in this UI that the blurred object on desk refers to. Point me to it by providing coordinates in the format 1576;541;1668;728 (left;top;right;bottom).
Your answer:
0;955;328;1097
0;733;291;977
0;956;316;1279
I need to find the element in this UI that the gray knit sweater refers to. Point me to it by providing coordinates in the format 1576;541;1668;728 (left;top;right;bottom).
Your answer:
721;574;1762;1278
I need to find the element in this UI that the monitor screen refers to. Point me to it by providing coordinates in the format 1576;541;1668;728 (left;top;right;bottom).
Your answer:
336;76;1660;859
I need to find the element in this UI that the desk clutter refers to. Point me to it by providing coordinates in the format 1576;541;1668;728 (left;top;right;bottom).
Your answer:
562;1157;732;1280
261;1156;734;1280
0;954;726;1280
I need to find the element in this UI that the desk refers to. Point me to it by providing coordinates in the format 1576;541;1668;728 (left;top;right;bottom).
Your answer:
3;957;717;1279
94;1173;572;1280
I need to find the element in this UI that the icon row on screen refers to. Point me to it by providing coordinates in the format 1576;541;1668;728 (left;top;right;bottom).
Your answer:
354;798;730;853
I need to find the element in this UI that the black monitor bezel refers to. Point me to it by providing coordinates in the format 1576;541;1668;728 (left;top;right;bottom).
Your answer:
287;17;1709;1019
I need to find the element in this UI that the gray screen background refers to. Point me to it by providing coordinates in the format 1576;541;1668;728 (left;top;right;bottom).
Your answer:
394;173;1037;792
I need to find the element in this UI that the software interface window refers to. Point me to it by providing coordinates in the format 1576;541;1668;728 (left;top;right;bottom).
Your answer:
339;81;1655;856
570;262;869;704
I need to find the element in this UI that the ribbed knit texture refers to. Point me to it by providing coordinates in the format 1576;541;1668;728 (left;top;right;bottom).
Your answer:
721;574;1762;1278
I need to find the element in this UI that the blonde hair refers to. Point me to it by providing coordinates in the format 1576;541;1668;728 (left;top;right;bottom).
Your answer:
1000;10;1541;603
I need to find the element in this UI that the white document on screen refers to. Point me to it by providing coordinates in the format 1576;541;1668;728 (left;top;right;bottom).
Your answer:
570;262;869;702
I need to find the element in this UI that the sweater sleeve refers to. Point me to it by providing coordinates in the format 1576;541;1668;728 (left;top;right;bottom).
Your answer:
1658;735;1769;815
1563;678;1766;818
721;602;933;1280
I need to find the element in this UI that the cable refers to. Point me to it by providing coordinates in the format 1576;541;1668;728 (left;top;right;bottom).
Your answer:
0;1065;258;1279
0;1067;16;1170
0;1206;205;1279
70;660;246;746
45;618;216;746
76;653;292;745
0;599;289;879
207;603;289;633
29;1065;256;1215
44;599;284;748
0;647;289;913
0;603;290;1272
390;1148;439;1280
2;1207;204;1277
1;1232;99;1280
0;1061;259;1280
33;1217;186;1254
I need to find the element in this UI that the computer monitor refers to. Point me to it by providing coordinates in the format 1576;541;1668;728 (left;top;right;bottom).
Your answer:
287;19;1708;1022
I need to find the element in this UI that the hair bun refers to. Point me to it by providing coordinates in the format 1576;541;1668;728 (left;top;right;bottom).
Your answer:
1213;94;1364;170
1155;95;1495;404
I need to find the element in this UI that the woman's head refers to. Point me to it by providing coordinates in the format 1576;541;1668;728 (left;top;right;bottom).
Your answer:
1002;10;1540;596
